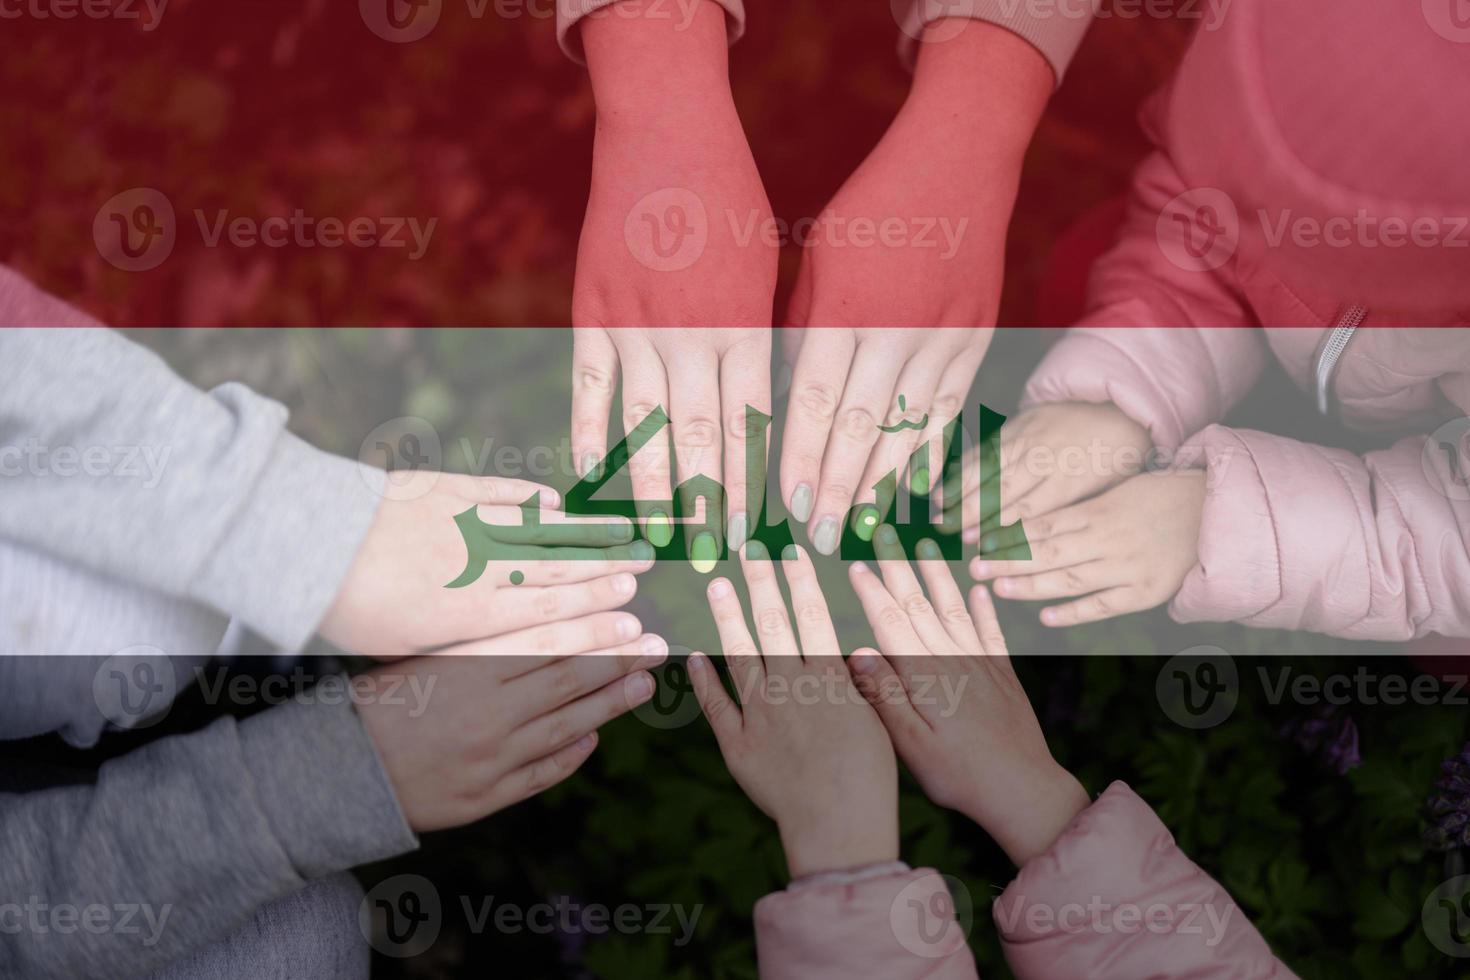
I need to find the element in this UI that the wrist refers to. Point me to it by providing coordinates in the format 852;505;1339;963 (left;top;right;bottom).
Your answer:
779;816;900;880
962;763;1090;868
583;0;734;124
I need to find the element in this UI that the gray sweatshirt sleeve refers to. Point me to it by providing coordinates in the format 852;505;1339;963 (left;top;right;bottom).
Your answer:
0;696;418;980
0;272;386;652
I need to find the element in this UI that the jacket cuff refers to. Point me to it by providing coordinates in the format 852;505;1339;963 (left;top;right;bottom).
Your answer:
557;0;746;65
756;867;970;974
239;694;418;880
896;0;1092;83
190;426;385;653
1020;330;1194;451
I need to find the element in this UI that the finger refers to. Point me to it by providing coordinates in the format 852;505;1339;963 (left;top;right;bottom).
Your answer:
848;560;931;689
571;328;618;478
488;572;642;633
507;632;669;723
617;341;676;547
917;353;981;504
967;584;1014;661
854;354;945;524
780;329;856;528
970;524;1098;582
780;544;841;662
720;332;773;553
914;540;982;653
992;560;1120;603
974;506;1091;558
1039;586;1141;628
460;611;643;672
740;541;801;674
495;730;600;811
511;670;656;764
809;347;904;555
441;474;564;509
478;512;637;548
706;575;763;704
483;541;656;588
847;646;929;736
687;649;742;744
667;343;726;563
872;525;956;657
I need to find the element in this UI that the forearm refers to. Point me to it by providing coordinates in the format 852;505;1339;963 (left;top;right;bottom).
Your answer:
582;0;735;128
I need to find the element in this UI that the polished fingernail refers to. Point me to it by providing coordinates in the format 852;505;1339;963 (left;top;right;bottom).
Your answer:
691;532;719;574
613;573;637;597
790;484;814;523
849;653;877;674
647;510;673;548
812;517;840;556
626;672;655;702
618;616;640;640
853;504;880;542
727;512;748;553
708;578;732;599
917;539;941;561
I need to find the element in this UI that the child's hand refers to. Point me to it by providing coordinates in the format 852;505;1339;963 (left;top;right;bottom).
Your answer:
941;402;1153;543
320;475;654;660
846;530;1089;866
358;613;665;831
970;469;1206;627
688;544;899;878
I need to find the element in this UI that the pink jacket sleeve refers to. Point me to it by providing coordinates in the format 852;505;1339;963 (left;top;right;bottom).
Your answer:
755;867;979;980
996;782;1297;980
1020;151;1268;452
1171;418;1470;640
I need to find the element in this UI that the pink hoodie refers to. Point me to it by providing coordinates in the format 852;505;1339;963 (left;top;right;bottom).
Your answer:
1020;0;1470;641
754;783;1297;979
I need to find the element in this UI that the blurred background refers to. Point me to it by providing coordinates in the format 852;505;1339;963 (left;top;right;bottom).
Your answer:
0;0;1189;327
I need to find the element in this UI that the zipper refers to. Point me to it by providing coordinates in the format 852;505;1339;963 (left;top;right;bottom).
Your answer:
1315;306;1366;415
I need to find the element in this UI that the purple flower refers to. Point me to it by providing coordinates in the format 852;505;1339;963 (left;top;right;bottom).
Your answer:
1282;706;1361;775
1426;743;1470;853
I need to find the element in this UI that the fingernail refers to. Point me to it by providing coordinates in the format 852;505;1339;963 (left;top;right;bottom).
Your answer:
574;733;597;752
618;616;640;640
631;540;655;562
727;512;749;553
875;524;899;547
639;634;669;665
790;484;814;523
647;510;673;548
687;651;707;673
614;573;637;597
708;578;732;599
849;653;877;674
972;560;991;578
853;504;880;542
812;517;840;556
578;452;601;479
979;533;1001;553
963;527;981;544
910;468;931;495
1041;608;1058;626
851;560;871;576
610;521;634;543
626;672;655;703
691;532;719;574
995;578;1013;595
781;544;801;562
917;539;941;561
743;539;769;561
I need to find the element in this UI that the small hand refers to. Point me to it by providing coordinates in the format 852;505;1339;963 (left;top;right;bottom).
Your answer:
970;469;1206;627
358;614;666;831
687;543;899;879
320;475;653;660
846;528;1089;866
